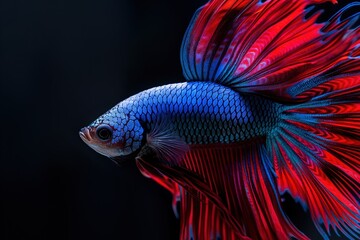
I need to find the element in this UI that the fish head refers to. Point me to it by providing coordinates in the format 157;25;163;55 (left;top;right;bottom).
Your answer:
79;106;144;160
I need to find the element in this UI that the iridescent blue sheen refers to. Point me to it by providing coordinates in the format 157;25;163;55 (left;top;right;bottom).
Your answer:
95;81;280;149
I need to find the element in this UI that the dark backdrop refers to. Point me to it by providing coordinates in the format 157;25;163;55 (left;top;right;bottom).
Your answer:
0;1;356;240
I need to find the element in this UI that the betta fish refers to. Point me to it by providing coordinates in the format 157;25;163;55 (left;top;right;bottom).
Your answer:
79;0;360;239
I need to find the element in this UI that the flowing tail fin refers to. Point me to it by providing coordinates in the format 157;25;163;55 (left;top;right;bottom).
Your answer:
268;87;360;239
268;6;360;237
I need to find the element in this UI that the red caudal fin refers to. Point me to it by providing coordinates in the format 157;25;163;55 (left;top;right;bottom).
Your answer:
268;98;360;239
180;0;360;102
137;141;310;240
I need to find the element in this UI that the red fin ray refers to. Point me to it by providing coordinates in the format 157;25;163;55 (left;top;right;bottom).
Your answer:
271;131;360;238
181;0;360;102
137;142;309;240
269;93;360;239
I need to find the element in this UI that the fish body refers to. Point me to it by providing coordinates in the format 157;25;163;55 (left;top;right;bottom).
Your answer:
95;82;279;146
80;0;360;239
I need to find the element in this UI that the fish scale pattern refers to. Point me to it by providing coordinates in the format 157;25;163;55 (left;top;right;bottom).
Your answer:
122;81;280;144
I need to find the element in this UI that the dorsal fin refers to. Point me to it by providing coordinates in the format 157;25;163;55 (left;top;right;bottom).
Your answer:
180;0;360;102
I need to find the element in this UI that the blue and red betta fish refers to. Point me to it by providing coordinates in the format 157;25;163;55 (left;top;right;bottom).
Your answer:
80;0;360;239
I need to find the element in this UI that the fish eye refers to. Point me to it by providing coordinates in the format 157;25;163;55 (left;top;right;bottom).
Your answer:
96;125;112;141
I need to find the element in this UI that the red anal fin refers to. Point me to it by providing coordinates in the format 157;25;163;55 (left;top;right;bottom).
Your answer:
137;140;308;240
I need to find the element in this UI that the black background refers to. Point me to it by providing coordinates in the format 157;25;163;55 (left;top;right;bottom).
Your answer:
0;0;356;239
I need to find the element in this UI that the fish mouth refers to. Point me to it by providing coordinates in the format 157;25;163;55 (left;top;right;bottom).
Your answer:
79;127;92;142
